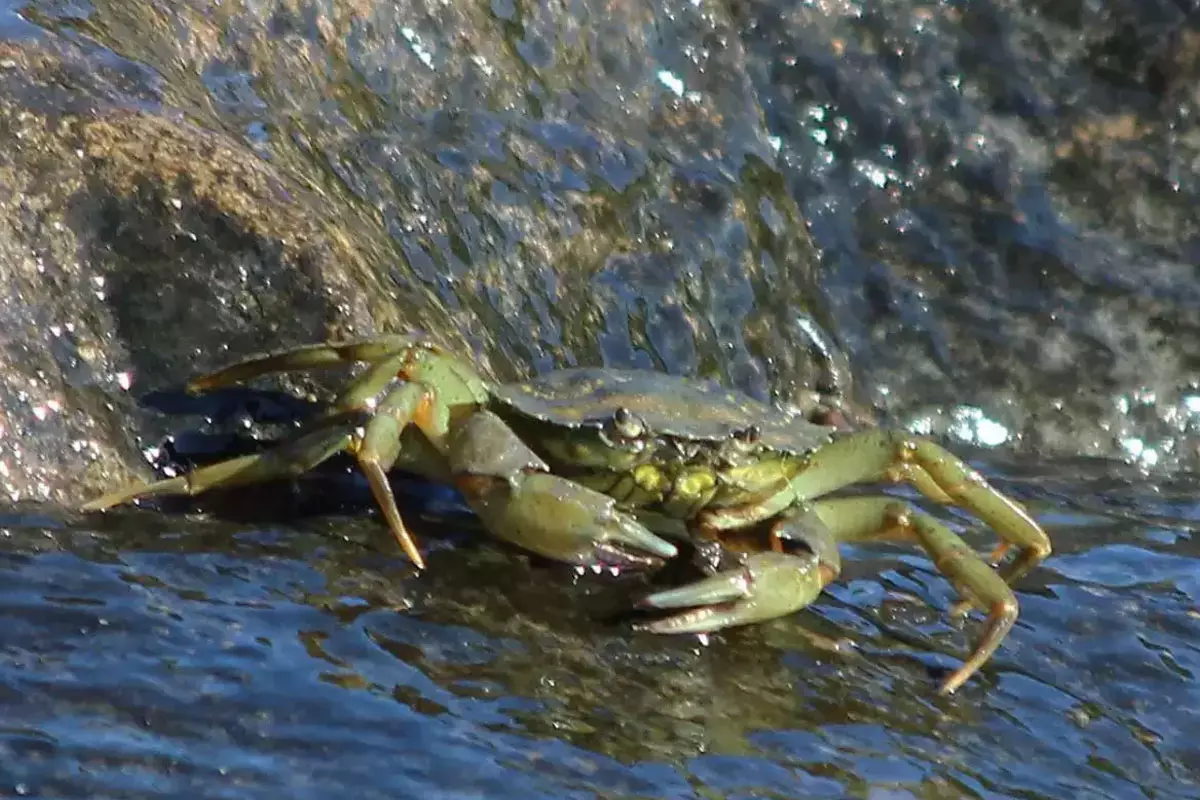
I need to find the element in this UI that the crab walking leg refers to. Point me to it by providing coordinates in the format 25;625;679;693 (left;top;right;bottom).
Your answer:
641;494;1018;692
186;335;422;393
84;338;494;569
349;382;440;569
322;348;493;566
320;342;490;443
812;495;1018;694
80;412;364;512
790;430;1052;587
81;389;441;569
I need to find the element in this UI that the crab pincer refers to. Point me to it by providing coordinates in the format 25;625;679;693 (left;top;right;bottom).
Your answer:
448;410;678;569
636;551;825;633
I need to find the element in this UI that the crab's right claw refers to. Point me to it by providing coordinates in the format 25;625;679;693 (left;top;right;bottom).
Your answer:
457;470;678;569
447;410;677;569
637;551;826;633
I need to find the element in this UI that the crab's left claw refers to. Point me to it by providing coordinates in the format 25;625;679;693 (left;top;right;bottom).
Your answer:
636;551;826;633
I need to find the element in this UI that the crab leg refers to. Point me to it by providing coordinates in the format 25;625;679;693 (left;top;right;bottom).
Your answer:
81;411;364;511
810;496;1019;694
185;335;424;393
83;338;493;569
349;382;439;569
641;495;1018;693
788;430;1052;586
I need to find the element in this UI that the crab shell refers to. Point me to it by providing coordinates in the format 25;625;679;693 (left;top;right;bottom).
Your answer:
489;368;838;521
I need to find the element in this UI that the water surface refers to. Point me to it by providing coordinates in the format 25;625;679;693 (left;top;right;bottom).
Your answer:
1;456;1196;798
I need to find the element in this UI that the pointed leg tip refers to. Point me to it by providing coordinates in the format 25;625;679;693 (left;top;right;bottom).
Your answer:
396;538;427;570
938;668;972;696
80;493;128;512
948;599;974;619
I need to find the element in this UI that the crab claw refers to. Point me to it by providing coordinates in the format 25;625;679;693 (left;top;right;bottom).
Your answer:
453;470;681;568
448;410;677;569
459;471;678;569
636;551;825;633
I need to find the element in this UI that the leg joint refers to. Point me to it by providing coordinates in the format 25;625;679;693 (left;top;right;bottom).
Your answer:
993;595;1019;624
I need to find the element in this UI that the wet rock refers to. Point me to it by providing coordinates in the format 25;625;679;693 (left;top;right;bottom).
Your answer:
3;0;1200;513
0;4;837;505
732;0;1200;469
0;38;474;505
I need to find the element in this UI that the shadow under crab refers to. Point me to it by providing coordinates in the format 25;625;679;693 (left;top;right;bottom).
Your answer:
84;334;1052;694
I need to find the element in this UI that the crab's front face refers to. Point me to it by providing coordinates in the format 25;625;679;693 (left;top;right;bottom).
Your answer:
489;368;826;519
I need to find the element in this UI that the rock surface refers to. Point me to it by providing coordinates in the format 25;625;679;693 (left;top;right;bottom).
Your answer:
0;0;1197;506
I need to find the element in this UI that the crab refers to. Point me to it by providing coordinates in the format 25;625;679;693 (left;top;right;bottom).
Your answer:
84;334;1052;694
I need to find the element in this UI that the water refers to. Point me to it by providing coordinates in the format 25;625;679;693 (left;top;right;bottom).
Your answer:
1;0;1198;796
1;456;1197;798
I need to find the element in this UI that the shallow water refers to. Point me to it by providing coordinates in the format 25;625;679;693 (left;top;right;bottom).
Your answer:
1;0;1199;796
2;457;1197;799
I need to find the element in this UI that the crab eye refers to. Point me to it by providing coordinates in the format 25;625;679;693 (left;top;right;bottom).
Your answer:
733;424;761;446
611;406;645;439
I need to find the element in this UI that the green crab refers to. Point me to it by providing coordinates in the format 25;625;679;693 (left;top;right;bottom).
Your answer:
84;334;1052;694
